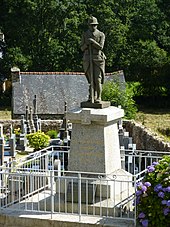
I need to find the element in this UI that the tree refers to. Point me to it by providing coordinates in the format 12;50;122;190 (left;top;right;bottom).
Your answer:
0;0;170;98
125;0;170;96
102;80;137;119
0;0;87;71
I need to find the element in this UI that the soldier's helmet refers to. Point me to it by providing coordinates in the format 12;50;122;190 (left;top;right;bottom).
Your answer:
88;16;98;25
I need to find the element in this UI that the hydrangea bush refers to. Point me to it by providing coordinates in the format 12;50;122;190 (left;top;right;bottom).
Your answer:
136;155;170;227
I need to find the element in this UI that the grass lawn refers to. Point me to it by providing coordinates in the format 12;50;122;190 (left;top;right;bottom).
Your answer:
0;108;170;142
0;108;12;120
135;108;170;142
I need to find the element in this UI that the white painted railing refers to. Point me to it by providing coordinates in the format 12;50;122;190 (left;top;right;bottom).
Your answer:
2;145;70;173
0;169;136;224
121;148;169;175
3;145;168;175
0;145;169;225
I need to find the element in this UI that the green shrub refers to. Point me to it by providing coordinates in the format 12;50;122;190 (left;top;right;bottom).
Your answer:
46;130;58;139
136;155;170;227
27;131;50;151
102;81;137;119
14;127;21;135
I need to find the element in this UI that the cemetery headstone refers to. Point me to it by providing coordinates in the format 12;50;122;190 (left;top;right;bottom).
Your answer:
0;124;4;166
60;102;69;140
9;134;15;157
33;94;41;131
21;115;27;134
25;106;31;134
29;107;36;133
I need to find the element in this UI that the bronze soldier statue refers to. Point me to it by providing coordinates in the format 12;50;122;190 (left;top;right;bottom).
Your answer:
81;16;106;103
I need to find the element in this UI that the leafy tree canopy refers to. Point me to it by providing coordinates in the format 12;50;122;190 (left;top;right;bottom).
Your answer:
0;0;170;96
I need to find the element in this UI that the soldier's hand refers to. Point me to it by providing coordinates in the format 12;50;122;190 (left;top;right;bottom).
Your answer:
88;38;95;44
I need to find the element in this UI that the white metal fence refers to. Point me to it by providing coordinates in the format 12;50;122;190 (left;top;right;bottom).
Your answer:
2;145;69;173
121;148;170;175
0;168;137;223
0;145;169;225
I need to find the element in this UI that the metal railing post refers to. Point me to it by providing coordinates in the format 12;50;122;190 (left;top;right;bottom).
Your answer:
134;175;137;226
78;173;81;222
50;170;54;219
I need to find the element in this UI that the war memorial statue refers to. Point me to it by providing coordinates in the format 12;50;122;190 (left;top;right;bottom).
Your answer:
80;16;107;106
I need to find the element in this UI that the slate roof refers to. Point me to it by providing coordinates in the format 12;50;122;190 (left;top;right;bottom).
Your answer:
12;71;125;117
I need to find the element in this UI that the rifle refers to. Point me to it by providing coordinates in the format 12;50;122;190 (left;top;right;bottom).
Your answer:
89;43;94;103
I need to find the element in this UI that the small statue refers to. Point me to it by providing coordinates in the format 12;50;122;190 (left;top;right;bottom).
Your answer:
81;16;106;103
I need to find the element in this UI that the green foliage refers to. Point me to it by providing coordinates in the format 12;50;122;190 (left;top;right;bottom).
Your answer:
157;127;170;138
46;130;58;139
1;0;170;97
14;127;21;135
27;131;50;151
128;40;169;96
102;80;137;119
0;91;11;107
136;156;170;227
5;47;32;71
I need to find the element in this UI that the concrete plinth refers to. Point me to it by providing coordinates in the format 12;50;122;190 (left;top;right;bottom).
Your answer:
81;101;110;109
67;106;124;174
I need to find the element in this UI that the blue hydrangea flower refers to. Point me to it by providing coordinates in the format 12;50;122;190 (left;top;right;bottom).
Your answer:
161;200;167;205
144;182;151;187
141;185;147;192
147;165;155;173
136;196;140;205
136;190;142;196
142;219;148;227
158;191;165;198
167;200;170;206
163;208;170;216
152;161;159;166
138;212;145;219
162;187;167;192
154;184;162;192
136;182;143;187
165;186;170;192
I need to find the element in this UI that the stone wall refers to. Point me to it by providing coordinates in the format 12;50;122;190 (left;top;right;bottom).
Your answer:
124;120;170;152
1;119;170;152
0;120;62;134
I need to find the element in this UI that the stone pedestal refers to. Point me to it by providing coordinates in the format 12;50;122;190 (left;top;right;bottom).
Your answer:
42;106;133;215
67;106;124;174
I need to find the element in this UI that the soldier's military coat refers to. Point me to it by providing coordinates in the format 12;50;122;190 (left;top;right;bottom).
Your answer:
80;28;106;84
